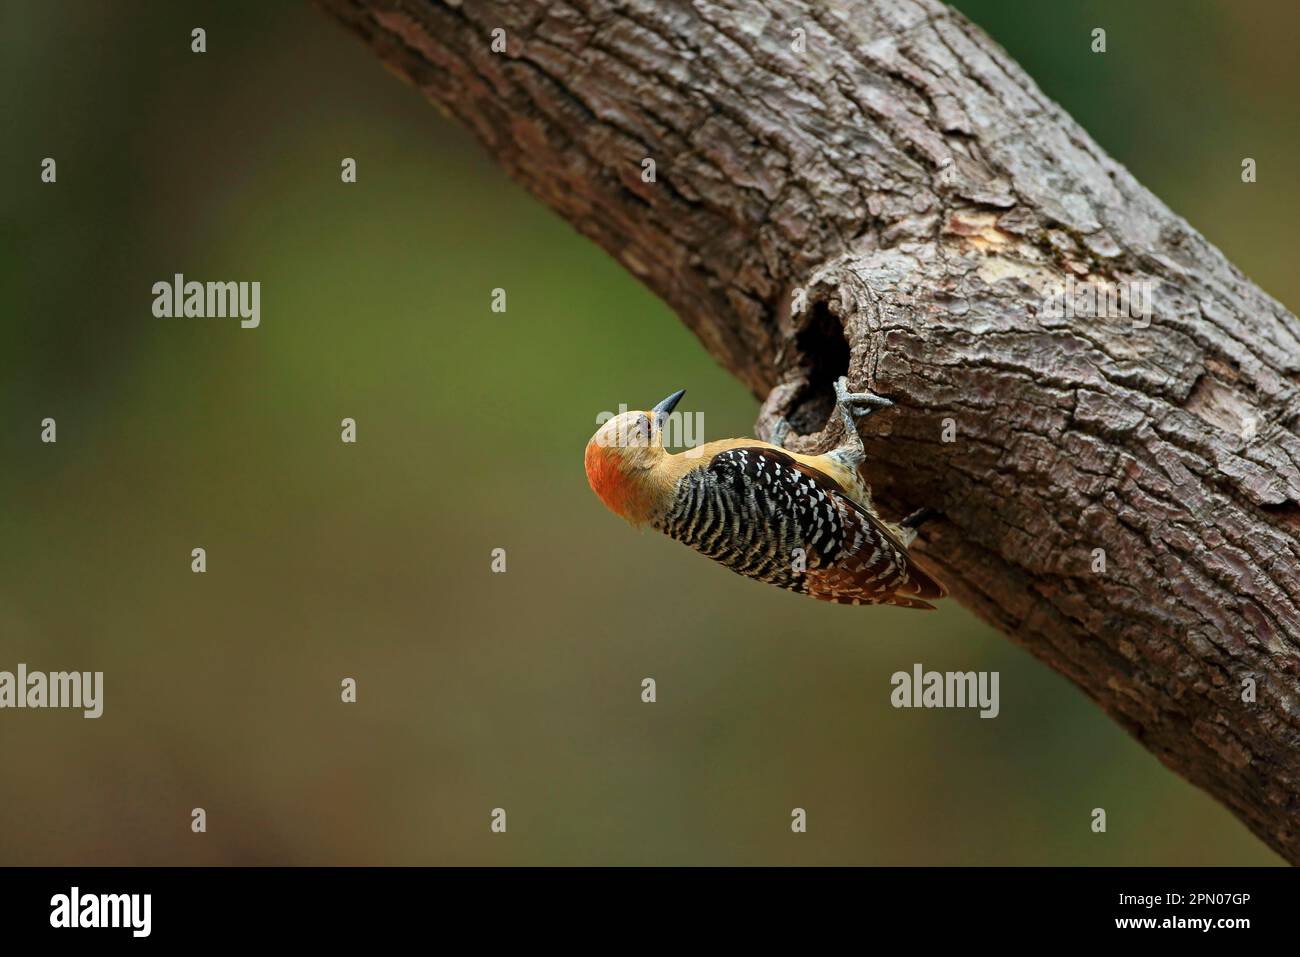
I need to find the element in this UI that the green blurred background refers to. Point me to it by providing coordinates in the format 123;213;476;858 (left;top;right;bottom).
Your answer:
1;1;1293;865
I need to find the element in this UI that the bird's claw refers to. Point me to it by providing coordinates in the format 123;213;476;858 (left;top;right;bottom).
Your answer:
833;375;894;414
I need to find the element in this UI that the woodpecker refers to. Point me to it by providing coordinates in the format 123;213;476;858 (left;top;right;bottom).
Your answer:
584;378;946;609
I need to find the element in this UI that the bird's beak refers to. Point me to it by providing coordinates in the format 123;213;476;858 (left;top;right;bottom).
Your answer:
650;388;685;440
651;389;685;418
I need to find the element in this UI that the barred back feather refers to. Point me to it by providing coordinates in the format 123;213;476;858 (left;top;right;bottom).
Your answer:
654;446;945;609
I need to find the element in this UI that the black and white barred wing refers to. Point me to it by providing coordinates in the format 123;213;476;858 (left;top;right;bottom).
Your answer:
658;446;946;609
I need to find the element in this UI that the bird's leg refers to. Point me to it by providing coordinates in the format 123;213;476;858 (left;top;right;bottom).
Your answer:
830;375;894;466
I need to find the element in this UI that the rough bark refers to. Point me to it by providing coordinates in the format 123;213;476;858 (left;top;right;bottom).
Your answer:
314;0;1300;861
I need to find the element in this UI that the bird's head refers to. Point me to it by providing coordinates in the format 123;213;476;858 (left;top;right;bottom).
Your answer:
584;389;685;526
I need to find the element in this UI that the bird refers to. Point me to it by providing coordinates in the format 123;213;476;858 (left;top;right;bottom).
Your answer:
583;378;946;609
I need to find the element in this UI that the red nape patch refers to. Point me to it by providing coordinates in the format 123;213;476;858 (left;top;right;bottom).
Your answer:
584;442;638;520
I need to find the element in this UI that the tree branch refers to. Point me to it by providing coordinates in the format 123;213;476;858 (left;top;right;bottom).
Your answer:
315;0;1300;861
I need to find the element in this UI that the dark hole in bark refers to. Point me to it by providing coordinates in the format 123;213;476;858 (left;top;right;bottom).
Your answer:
788;301;850;435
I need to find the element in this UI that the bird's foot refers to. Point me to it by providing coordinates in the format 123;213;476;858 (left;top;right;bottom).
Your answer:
831;376;893;460
833;376;894;420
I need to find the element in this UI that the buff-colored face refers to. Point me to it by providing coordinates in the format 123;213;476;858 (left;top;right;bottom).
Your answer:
584;391;685;525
